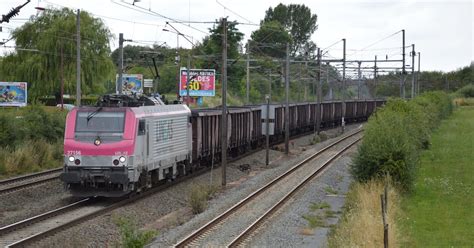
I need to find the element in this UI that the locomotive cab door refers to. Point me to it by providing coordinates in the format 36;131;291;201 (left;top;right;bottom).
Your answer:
137;119;147;167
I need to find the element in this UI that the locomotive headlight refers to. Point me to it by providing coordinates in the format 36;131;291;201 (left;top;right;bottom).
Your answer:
94;138;101;146
119;156;126;163
68;156;75;162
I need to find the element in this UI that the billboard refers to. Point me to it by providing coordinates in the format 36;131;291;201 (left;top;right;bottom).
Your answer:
0;82;27;107
116;74;143;94
179;69;215;97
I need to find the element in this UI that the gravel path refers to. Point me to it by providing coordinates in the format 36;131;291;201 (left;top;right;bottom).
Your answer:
0;179;75;227
15;124;360;247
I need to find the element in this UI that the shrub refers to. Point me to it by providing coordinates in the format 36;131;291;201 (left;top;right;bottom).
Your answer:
4;143;39;174
455;84;474;98
188;184;218;214
116;217;156;248
352;102;418;190
22;105;65;143
351;92;452;191
0;139;63;177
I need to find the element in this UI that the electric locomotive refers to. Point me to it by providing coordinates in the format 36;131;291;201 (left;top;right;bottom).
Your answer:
60;94;192;197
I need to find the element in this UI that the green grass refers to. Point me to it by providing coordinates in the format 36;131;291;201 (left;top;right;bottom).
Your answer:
309;201;331;211
325;186;338;195
302;214;327;228
400;106;474;246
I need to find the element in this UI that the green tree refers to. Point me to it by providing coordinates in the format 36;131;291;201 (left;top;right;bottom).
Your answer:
195;20;245;96
250;21;291;58
0;8;115;101
263;3;318;57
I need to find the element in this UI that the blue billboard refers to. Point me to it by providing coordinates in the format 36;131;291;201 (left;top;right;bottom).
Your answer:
0;82;28;107
116;74;143;95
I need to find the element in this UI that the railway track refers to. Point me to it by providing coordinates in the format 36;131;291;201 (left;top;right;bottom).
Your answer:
175;128;362;247
0;197;99;247
0;168;62;195
0;163;217;248
0;128;361;247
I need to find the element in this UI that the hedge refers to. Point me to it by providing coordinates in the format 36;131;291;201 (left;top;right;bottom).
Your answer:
351;91;452;191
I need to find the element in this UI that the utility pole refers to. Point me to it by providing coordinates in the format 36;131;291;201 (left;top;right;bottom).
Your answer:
221;18;228;187
176;34;180;99
246;41;250;104
268;69;272;100
401;29;406;98
118;33;124;94
76;9;81;106
374;55;377;98
341;38;346;133
327;62;332;100
265;94;270;166
411;44;415;98
285;42;290;155
186;55;191;106
316;48;322;135
60;45;64;110
117;33;132;94
417;52;421;94
357;61;362;99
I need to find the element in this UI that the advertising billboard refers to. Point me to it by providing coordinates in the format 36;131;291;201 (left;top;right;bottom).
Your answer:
179;69;216;97
0;82;27;107
116;74;143;94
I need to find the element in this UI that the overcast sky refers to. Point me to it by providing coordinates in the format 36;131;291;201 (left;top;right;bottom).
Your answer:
0;0;472;72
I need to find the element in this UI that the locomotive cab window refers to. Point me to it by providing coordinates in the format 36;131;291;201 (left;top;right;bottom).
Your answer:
76;111;125;133
138;120;146;136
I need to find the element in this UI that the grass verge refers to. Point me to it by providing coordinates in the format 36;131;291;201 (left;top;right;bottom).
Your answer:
328;180;401;248
400;106;474;246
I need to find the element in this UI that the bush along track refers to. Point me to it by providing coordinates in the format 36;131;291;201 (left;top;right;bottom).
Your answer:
0;105;66;178
329;91;453;247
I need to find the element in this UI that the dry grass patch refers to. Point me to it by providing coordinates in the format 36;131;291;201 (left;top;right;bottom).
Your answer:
298;227;314;236
328;180;401;248
188;184;219;214
453;97;474;106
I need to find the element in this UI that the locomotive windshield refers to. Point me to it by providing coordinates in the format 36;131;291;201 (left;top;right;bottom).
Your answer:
75;111;125;133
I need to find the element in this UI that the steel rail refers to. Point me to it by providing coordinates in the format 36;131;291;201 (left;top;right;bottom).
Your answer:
0;168;62;195
0;198;91;236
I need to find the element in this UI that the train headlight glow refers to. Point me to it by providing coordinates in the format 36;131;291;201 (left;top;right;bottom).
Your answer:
68;156;75;162
119;156;126;163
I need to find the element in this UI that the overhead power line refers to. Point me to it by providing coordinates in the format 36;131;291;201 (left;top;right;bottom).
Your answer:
111;0;210;35
215;0;257;25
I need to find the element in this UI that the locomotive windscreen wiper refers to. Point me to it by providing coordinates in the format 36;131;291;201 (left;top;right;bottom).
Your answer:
86;107;103;124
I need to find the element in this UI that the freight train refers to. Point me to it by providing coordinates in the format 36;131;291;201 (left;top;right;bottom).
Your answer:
60;94;384;197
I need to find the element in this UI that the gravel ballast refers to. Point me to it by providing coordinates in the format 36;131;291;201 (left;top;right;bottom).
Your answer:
0;180;74;227
26;124;360;247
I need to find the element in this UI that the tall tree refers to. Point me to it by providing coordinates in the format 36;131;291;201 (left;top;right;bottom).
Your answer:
0;8;115;101
196;20;245;94
250;21;291;58
263;3;318;57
